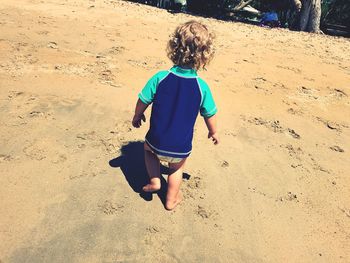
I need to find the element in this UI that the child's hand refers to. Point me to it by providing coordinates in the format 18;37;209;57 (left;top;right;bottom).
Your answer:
208;132;219;145
132;114;146;128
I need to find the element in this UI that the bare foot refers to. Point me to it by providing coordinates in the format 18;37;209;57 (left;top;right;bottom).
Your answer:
165;191;182;211
142;183;161;192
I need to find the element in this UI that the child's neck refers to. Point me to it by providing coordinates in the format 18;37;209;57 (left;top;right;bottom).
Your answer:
178;64;194;70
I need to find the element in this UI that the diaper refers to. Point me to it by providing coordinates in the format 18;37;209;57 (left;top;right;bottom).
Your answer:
156;154;183;164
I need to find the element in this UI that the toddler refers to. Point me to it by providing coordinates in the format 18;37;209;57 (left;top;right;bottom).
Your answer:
132;20;219;210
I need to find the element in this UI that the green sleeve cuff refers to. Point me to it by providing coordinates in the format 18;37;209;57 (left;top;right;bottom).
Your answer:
138;92;151;104
201;106;217;118
198;77;217;118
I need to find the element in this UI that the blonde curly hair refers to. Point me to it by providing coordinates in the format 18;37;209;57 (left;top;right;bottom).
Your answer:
167;20;215;71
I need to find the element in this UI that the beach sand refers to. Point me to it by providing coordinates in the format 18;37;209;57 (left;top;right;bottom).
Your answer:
0;0;349;262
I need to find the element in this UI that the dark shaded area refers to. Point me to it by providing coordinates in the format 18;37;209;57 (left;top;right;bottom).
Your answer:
128;0;349;37
109;141;190;204
321;0;350;37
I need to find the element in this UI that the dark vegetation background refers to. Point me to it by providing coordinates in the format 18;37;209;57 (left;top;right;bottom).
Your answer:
131;0;350;37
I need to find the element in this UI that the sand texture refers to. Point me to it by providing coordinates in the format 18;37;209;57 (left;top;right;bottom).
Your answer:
0;0;350;262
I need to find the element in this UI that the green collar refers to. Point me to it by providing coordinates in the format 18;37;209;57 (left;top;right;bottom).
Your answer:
170;65;197;77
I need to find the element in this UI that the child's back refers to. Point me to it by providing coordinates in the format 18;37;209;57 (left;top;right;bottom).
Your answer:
139;66;216;159
132;20;219;210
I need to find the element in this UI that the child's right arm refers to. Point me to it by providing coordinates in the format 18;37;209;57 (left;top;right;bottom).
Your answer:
204;114;219;145
132;99;148;128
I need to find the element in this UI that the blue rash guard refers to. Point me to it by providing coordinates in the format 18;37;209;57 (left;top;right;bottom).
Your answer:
138;65;217;158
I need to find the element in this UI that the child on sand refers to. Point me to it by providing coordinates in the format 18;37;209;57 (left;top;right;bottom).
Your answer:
132;20;219;210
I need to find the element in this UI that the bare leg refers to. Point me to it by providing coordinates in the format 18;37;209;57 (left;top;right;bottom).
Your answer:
165;158;186;210
143;143;161;192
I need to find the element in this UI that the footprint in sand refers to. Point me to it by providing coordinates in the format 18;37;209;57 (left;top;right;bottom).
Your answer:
51;154;67;164
183;175;203;199
328;88;347;100
315;117;348;132
258;118;282;133
54;98;81;111
76;131;97;141
329;145;344;152
185;176;202;190
23;143;47;160
224;131;236;137
312;163;330;174
96;45;125;59
298;86;319;100
247;117;301;139
338;207;350;218
287;107;304;116
98;200;124;215
75;132;97;150
252;84;270;94
7;91;24;100
227;67;238;72
273;82;288;90
196;205;218;220
276;65;302;74
253;77;267;82
248;186;274;199
197;205;210;219
287;128;300;139
306;153;330;174
146;226;161;234
69;172;88;180
143;226;169;248
127;58;166;70
24;53;38;64
281;144;303;160
251;77;288;94
0;154;13;162
276;192;299;202
11;93;82;123
304;76;315;82
105;46;125;55
280;144;329;173
37;30;49;35
5;92;50;125
111;120;133;134
100;138;120;154
242;58;257;65
54;63;96;77
76;129;121;154
47;41;58;49
28;110;45;118
27;103;54;120
98;69;120;87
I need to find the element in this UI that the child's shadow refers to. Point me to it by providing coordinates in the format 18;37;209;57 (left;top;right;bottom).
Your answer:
109;141;190;204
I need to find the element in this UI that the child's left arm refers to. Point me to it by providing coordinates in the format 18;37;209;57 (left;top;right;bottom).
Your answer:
198;78;218;144
204;114;219;145
132;99;149;128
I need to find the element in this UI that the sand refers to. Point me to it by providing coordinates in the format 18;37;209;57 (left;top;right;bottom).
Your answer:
0;0;349;262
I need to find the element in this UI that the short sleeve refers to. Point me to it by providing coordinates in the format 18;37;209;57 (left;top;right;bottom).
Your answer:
197;78;217;117
138;71;169;104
